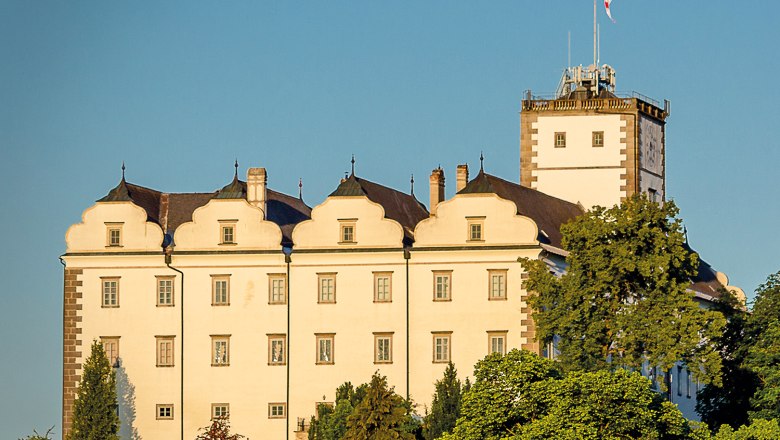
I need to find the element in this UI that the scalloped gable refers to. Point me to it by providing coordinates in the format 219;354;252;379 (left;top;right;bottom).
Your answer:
413;192;538;247
291;196;406;249
65;201;165;253
172;198;283;250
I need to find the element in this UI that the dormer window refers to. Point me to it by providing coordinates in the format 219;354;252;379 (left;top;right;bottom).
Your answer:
105;223;123;247
219;220;237;245
467;217;485;242
338;219;357;244
592;131;604;147
555;132;567;148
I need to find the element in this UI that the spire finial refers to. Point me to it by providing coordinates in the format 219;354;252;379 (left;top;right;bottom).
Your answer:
410;174;415;195
350;154;355;176
121;161;126;180
479;151;484;171
683;225;689;243
234;159;239;179
298;178;303;199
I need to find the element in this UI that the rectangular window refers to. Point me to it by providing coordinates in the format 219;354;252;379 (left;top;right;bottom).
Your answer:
555;132;567;148
649;188;658;202
488;331;507;355
374;333;393;364
211;335;230;366
592;131;604;147
156;336;174;367
156;404;174;420
318;274;336;304
101;278;119;308
219;221;236;245
268;334;286;365
316;334;335;365
338;219;357;244
211;403;229;419
101;337;120;367
686;369;691;398
269;403;286;419
467;217;485;242
106;223;123;247
374;272;392;302
677;366;683;396
433;271;452;301
432;332;452;363
488;270;507;300
268;274;287;304
157;276;174;306
212;275;230;306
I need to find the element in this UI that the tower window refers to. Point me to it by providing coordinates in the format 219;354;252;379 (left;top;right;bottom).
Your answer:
592;131;604;147
105;223;123;247
338;219;357;244
555;132;567;148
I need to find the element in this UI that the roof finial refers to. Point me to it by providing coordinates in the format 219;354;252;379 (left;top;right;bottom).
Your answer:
350;154;356;176
298;177;303;199
121;161;126;180
479;151;484;172
683;225;689;243
410;174;415;195
234;159;239;179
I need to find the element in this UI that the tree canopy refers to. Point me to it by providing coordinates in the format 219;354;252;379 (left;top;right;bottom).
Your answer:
522;195;725;386
423;362;464;440
194;416;245;440
743;271;780;422
67;340;119;440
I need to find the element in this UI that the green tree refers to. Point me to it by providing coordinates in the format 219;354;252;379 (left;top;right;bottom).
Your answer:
423;362;463;440
712;419;780;440
194;416;245;440
68;340;119;440
343;372;417;440
697;290;759;430
522;195;725;386
309;382;367;440
18;427;55;440
743;271;780;422
443;350;562;440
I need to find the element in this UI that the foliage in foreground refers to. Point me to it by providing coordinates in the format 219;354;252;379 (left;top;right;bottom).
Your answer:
18;427;55;440
704;419;780;440
422;362;466;440
522;195;725;387
67;340;119;440
194;416;245;440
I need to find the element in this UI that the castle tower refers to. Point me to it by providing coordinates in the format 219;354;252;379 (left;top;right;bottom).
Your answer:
520;64;669;209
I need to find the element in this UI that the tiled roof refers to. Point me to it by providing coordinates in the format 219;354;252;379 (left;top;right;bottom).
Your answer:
458;171;585;248
330;174;429;245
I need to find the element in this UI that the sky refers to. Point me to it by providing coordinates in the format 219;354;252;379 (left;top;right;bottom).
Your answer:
1;1;778;437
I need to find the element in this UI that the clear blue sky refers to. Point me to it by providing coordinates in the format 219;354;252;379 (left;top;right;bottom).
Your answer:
1;1;778;437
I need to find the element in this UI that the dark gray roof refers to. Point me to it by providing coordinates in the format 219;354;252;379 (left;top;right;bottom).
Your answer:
458;171;585;248
329;174;429;245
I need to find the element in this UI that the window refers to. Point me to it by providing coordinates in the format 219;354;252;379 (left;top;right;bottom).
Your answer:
339;219;357;244
677;366;683;397
432;332;452;363
101;337;120;367
374;333;393;364
433;271;452;301
488;331;507;355
686;369;691;398
156;404;173;420
212;275;230;306
467;217;485;242
555;132;567;148
211;335;230;366
101;278;119;308
211;403;229;419
156;336;174;367
374;272;392;302
268;334;286;365
219;221;237;245
592;131;604;147
318;273;336;304
648;188;658;202
269;274;287;305
106;223;123;247
488;270;507;300
157;276;174;306
269;403;286;419
316;334;335;365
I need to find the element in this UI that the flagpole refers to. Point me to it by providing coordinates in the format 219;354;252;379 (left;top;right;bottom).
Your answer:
593;0;597;68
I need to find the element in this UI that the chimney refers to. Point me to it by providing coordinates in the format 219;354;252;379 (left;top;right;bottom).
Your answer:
429;167;445;215
456;164;469;192
247;167;267;218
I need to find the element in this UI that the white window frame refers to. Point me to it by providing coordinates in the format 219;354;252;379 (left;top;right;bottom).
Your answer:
211;275;230;306
316;333;335;365
156;404;174;420
555;131;566;148
373;272;392;303
101;277;120;308
106;223;123;247
268;274;287;305
374;333;393;364
338;219;357;244
432;332;452;363
156;276;175;307
211;403;229;419
592;130;604;147
487;331;507;355
219;220;237;245
211;335;230;367
467;217;485;242
433;271;452;301
156;336;175;367
268;334;286;366
268;403;286;419
317;273;337;304
488;269;508;300
101;336;120;368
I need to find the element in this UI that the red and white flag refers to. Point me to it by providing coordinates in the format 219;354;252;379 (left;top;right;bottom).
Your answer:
604;0;616;23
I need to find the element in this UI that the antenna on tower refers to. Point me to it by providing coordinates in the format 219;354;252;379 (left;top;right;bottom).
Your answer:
568;31;571;68
597;24;601;65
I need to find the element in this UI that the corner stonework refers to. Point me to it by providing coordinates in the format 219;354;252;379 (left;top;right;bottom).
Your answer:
62;268;83;439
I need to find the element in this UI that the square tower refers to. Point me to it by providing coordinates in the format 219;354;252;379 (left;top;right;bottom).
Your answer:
520;65;669;209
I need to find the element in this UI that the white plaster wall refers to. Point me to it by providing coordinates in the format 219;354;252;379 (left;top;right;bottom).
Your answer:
174;199;282;250
535;168;625;209
65;202;164;252
533;115;625;169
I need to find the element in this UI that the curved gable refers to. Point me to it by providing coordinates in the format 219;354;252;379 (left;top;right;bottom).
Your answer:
65;202;165;253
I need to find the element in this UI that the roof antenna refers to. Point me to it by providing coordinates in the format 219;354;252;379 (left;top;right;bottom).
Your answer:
410;174;415;195
121;161;126;181
350;154;356;176
298;178;303;199
479;151;484;172
234;159;239;179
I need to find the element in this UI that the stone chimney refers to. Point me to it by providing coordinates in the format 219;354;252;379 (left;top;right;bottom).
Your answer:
429;167;445;215
247;167;267;218
456;164;469;192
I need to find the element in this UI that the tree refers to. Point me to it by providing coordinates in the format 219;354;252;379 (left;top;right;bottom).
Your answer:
712;419;780;440
309;382;367;440
423;362;463;440
743;270;780;422
68;340;119;440
522;195;725;386
18;427;55;440
194;416;245;440
343;372;417;440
